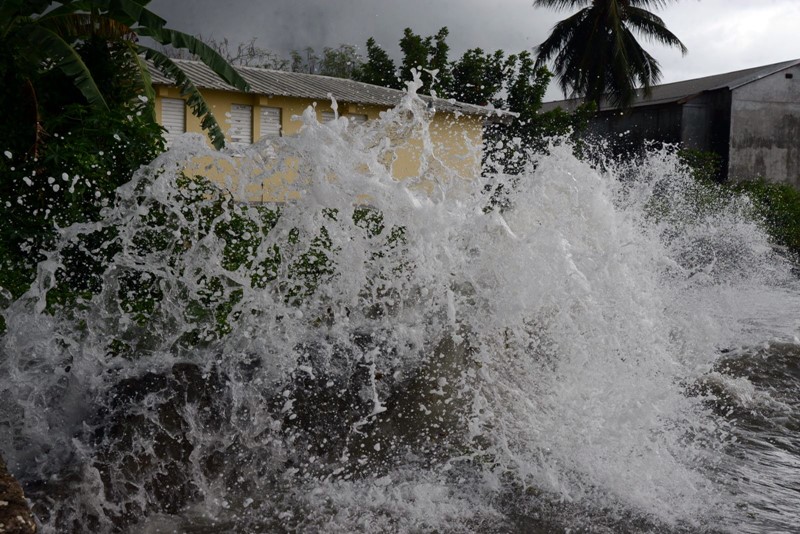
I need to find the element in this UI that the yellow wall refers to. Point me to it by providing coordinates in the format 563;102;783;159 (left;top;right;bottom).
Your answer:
154;85;483;202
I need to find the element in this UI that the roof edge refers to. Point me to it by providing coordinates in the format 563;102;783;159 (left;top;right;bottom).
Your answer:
148;58;512;119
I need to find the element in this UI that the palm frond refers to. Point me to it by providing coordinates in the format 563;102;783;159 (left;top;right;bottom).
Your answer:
627;0;677;10
139;27;251;93
625;6;687;54
25;24;109;110
532;0;590;11
104;0;167;30
124;39;156;121
140;46;227;149
40;12;136;40
534;0;685;108
535;8;589;66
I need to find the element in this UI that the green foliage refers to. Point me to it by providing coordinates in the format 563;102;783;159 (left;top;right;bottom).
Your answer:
291;47;316;73
483;55;595;176
0;1;250;330
534;0;687;108
677;149;800;260
353;28;593;179
399;28;431;88
677;148;723;183
398;27;453;94
732;179;800;260
318;44;363;79
37;169;411;353
449;48;505;106
288;45;363;79
1;0;249;150
0;39;164;305
427;27;453;95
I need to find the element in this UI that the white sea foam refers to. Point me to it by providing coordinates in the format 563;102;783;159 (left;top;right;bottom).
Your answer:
1;84;798;533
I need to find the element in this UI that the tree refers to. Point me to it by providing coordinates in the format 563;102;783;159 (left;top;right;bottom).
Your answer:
353;38;401;89
163;36;290;71
397;27;455;94
533;0;687;108
287;44;362;79
0;0;250;149
291;46;319;74
483;52;594;177
398;28;427;84
450;48;505;105
0;36;164;302
0;0;248;305
319;44;362;78
427;27;453;96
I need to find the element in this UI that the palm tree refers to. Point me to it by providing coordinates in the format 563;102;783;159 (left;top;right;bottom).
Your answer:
533;0;687;109
0;0;250;149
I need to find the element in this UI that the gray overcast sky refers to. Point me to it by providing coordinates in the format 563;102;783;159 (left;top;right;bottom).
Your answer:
148;0;800;101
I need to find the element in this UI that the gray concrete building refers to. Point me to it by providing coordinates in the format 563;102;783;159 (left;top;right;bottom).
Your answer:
541;59;800;188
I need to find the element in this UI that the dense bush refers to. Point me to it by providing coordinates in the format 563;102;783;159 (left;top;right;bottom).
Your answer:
39;168;408;356
0;1;249;334
678;149;800;262
0;40;165;305
732;179;800;261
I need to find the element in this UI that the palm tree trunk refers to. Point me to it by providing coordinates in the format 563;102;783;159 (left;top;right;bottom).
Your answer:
23;78;44;159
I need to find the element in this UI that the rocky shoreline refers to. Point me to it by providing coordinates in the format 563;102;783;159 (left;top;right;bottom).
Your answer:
0;455;36;533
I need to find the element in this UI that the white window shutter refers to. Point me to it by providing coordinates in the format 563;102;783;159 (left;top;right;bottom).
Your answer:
321;111;336;123
229;104;253;148
259;107;281;138
349;114;368;125
161;98;185;145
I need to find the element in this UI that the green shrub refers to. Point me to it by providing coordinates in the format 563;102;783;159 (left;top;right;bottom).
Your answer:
0;40;165;317
677;148;800;261
732;179;800;260
677;148;723;183
34;169;410;355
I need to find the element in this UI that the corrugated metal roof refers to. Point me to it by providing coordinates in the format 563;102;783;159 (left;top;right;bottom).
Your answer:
540;59;800;112
149;58;509;120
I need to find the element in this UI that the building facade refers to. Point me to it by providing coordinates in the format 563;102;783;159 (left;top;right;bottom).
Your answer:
542;59;800;188
149;59;504;201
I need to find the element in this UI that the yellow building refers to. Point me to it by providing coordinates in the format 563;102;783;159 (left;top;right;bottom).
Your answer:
148;59;507;202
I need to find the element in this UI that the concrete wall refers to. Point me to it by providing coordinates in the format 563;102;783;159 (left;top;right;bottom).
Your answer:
153;86;483;202
680;91;732;177
729;65;800;187
591;104;682;154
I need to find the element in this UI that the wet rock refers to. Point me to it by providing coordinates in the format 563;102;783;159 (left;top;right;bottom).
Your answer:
0;454;37;533
276;331;479;478
90;362;227;527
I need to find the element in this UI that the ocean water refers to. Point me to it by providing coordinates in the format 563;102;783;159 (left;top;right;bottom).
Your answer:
1;86;798;533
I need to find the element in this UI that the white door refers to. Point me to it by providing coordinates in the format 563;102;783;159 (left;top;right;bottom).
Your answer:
229;104;253;149
260;107;281;138
161;98;185;145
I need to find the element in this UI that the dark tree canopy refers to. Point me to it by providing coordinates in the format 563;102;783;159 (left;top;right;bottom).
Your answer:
0;0;248;301
534;0;687;108
165;36;290;70
449;48;505;106
0;0;250;149
427;27;453;96
399;28;433;90
353;38;401;89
